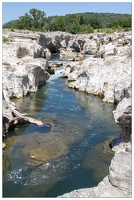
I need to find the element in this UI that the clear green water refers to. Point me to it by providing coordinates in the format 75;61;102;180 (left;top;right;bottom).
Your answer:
3;58;120;197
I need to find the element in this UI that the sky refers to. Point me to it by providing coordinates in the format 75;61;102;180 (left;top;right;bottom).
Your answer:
2;1;132;25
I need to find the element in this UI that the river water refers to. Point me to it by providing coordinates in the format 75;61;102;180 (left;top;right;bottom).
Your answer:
3;55;120;197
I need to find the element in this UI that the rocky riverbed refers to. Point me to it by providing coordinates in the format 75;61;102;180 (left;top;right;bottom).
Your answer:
2;29;132;197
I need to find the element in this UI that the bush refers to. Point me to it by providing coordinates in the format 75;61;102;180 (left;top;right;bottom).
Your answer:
2;36;9;43
105;28;115;34
78;24;94;34
10;28;15;32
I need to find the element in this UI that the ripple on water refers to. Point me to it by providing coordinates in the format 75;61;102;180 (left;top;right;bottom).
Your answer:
4;157;68;185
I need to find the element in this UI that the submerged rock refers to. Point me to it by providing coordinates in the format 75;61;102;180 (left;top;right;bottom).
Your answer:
28;137;68;165
83;138;114;183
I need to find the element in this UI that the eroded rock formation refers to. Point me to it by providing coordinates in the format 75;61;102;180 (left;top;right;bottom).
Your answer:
62;55;131;104
2;29;52;133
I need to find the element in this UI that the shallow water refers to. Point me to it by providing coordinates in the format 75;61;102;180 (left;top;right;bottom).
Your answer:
3;57;120;197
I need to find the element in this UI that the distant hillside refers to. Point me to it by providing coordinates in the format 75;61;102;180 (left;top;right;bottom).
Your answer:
76;12;131;28
2;9;131;34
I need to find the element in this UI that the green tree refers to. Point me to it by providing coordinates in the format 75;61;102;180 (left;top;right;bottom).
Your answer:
79;16;84;25
71;22;80;34
55;16;66;31
89;17;102;29
3;8;46;31
3;11;131;31
65;14;79;24
18;13;32;29
47;16;59;31
29;8;46;30
107;17;131;29
65;14;79;32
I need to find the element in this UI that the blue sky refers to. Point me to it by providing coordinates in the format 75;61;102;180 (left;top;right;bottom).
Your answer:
2;1;132;25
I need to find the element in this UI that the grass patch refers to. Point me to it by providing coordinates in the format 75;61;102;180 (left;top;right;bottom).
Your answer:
2;36;9;43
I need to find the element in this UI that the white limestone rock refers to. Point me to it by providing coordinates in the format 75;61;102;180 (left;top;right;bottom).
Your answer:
113;97;131;126
109;148;131;194
3;58;50;98
62;56;131;104
2;41;44;59
83;38;100;54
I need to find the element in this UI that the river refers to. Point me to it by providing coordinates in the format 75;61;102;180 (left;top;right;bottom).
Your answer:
3;55;120;197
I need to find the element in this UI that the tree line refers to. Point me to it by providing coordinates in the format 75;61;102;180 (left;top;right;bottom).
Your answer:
2;8;131;33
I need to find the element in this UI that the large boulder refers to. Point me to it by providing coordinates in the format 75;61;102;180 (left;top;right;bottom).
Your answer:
3;58;50;98
68;39;81;52
83;38;100;54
